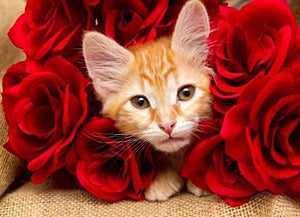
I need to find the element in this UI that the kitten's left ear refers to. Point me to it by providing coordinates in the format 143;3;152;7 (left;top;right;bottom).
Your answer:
172;0;210;65
83;31;134;101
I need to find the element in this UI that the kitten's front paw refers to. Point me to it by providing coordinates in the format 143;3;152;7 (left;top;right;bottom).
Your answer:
187;180;212;197
145;169;184;201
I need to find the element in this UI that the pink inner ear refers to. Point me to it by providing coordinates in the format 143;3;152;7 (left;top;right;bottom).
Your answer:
171;0;210;59
83;32;134;76
83;31;134;100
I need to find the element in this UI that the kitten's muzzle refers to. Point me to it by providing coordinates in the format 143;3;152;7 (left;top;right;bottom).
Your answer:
159;121;176;136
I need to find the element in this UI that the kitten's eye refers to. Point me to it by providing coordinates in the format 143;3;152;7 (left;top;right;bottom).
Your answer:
131;96;150;109
178;85;195;101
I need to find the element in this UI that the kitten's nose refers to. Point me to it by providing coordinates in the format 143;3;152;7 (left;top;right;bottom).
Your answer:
159;122;176;135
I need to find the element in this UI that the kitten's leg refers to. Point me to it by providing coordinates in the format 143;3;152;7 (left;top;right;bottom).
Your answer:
187;180;212;197
144;167;184;201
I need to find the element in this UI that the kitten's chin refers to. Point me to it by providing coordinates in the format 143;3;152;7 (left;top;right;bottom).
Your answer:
153;137;191;153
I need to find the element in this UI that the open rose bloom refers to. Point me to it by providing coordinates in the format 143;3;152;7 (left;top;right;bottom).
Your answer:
66;117;156;202
182;0;300;207
2;58;89;184
2;0;300;207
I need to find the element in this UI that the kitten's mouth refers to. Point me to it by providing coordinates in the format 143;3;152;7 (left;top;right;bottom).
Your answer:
157;136;189;153
162;136;186;144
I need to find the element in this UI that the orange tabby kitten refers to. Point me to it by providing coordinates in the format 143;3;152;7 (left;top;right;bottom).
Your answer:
83;0;213;201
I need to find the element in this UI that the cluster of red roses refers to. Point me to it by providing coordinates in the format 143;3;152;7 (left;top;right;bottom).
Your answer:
182;0;300;206
2;0;300;207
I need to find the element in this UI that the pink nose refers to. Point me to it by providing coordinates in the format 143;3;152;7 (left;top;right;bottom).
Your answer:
159;122;176;135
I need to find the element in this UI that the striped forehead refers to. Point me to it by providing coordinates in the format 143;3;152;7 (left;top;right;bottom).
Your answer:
137;46;175;79
131;43;178;108
130;39;175;78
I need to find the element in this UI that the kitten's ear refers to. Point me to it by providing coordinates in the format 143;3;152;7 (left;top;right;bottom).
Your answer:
171;0;210;65
83;31;134;100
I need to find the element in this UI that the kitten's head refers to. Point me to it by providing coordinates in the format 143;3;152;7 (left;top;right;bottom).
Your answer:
83;0;212;153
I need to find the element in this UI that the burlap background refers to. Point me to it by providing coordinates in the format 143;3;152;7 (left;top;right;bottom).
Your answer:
1;0;300;216
0;0;24;197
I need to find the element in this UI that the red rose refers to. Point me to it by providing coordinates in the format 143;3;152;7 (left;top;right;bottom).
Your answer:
95;0;187;47
66;117;156;202
182;119;257;207
201;0;222;18
83;0;101;6
286;29;300;69
221;68;300;197
1;62;28;123
8;0;94;60
2;57;89;184
209;0;300;114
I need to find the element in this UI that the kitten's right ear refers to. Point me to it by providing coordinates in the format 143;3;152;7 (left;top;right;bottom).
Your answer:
172;0;210;66
83;31;134;100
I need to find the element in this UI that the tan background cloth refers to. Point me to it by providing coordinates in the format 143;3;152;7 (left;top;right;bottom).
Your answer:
0;0;24;197
1;0;300;216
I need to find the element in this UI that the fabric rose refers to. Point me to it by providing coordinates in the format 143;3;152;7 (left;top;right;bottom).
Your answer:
221;68;300;197
202;0;222;18
66;117;156;202
209;0;300;114
182;119;257;207
83;0;101;6
95;0;187;47
2;57;89;184
8;0;94;61
95;0;222;47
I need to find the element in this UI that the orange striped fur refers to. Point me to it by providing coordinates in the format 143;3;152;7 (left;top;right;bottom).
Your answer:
102;37;212;153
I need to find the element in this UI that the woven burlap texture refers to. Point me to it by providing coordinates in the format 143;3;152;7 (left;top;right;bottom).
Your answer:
0;0;24;197
1;180;300;217
0;105;21;197
0;0;25;72
1;0;300;216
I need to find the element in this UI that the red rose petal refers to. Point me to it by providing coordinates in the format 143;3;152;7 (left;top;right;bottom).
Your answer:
267;26;292;75
8;14;28;49
221;102;252;163
249;136;289;193
237;0;297;43
250;73;295;128
18;106;54;138
28;143;60;171
206;163;256;198
140;0;167;29
247;31;275;73
285;175;300;193
118;10;144;43
98;158;130;193
238;162;266;191
77;160;126;202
